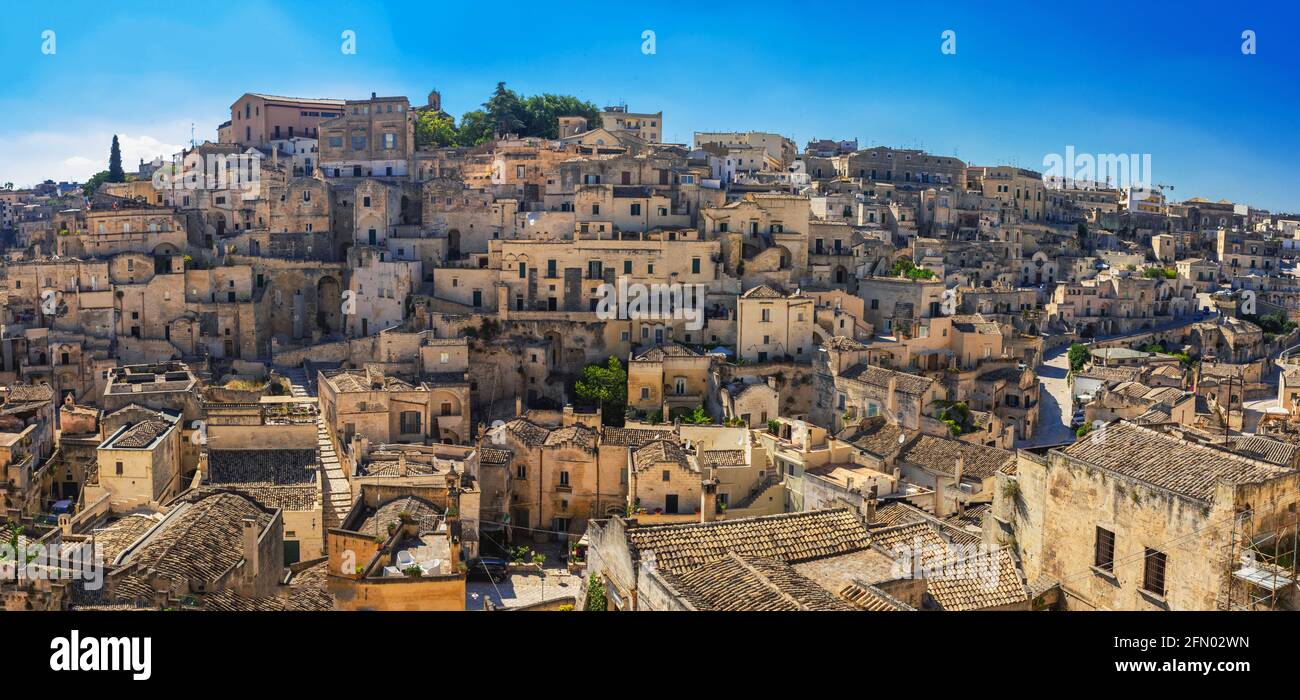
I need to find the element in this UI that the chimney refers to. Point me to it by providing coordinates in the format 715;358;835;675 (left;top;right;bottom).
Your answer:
398;451;408;477
514;394;523;417
866;485;878;523
933;474;944;517
886;375;899;418
241;517;260;584
700;477;719;523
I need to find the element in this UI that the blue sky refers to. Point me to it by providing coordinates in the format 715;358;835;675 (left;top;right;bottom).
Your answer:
1;0;1297;211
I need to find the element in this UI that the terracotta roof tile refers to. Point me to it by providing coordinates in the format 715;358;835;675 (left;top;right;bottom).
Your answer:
659;553;856;611
626;508;872;577
1060;421;1293;502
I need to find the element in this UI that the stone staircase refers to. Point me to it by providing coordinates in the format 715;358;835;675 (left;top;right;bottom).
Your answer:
732;475;784;511
280;366;311;399
318;417;353;529
276;363;351;528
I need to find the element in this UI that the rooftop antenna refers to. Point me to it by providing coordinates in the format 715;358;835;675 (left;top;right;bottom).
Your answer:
190;122;196;149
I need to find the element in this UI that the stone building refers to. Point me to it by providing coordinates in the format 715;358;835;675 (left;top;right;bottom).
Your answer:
318;93;414;179
997;421;1300;610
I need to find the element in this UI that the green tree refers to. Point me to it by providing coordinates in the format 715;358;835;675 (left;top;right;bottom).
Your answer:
574;356;628;426
108;135;125;183
585;575;608;611
521;93;601;139
414;109;458;149
455;110;494;146
675;406;712;425
81;170;111;196
1067;343;1090;372
1076;222;1088;241
889;258;934;279
484;82;526;137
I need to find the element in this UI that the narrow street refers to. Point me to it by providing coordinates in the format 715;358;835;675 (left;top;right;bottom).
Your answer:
1022;345;1077;448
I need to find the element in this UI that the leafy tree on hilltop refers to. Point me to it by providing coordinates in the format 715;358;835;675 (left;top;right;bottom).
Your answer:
415;83;604;147
108;135;125;183
414;109;458;149
455;110;494;147
522;93;601;139
81;170;111;197
484;82;526;137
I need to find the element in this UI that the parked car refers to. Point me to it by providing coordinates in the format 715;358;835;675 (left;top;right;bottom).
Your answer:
466;557;509;582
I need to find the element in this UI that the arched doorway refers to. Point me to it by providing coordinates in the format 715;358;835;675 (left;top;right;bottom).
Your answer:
447;229;461;261
316;276;342;334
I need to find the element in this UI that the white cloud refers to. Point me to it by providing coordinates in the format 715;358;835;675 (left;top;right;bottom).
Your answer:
0;125;190;187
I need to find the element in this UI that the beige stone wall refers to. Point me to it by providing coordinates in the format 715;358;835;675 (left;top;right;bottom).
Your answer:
736;293;814;362
630;459;701;516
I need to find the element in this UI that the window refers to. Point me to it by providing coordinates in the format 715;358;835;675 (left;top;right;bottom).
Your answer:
630;203;641;216
1142;548;1167;597
383;133;396;149
115;461;124;475
559;471;570;486
517;465;526;480
351;135;366;151
692;258;700;274
441;402;453;416
640;387;650;399
662;470;670;482
399;411;421;434
1094;527;1115;572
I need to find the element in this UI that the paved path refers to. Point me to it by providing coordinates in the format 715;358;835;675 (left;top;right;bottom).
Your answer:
1021;345;1077;448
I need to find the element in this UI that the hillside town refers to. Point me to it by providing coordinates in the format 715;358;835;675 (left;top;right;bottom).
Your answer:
2;85;1299;613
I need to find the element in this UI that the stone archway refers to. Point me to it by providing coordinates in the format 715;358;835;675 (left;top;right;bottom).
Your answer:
447;229;462;260
316;276;342;334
